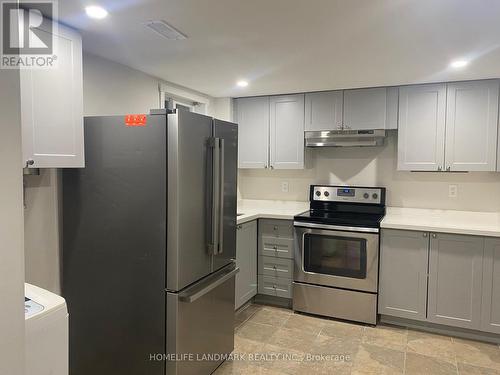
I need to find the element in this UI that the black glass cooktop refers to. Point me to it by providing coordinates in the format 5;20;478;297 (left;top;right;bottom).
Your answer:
294;209;385;228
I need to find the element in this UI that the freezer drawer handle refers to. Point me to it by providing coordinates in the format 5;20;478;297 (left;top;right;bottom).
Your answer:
179;267;239;303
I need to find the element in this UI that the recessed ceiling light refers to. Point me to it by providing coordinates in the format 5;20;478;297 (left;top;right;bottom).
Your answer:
237;80;249;87
450;59;468;69
85;5;108;19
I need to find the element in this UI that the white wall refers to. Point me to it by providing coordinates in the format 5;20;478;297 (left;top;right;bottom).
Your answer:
24;52;216;293
213;97;234;122
0;70;25;375
239;131;500;211
83;53;161;115
24;169;61;293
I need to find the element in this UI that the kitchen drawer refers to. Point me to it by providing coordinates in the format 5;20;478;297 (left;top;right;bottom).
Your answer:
258;275;293;299
259;256;294;279
259;236;294;259
259;219;293;239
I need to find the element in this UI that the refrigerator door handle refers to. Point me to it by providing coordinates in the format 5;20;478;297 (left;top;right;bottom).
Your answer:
209;137;221;255
178;266;239;303
218;139;225;255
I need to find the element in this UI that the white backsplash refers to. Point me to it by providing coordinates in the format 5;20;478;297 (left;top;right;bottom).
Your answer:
238;131;500;212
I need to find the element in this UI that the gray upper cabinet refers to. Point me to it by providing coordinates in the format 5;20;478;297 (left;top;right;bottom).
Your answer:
269;94;305;169
304;91;343;131
235;97;270;169
397;83;447;171
398;80;499;172
344;87;388;130
379;229;429;321
386;87;399;130
235;221;257;310
445;80;499;172
481;238;500;334
427;233;484;330
305;87;397;132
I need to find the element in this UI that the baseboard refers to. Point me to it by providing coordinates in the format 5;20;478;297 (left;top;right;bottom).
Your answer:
253;294;292;309
380;315;500;345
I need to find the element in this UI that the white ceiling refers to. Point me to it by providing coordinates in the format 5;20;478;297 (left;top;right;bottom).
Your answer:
60;0;500;98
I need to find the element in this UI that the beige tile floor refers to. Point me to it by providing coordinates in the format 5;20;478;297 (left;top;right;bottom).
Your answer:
214;304;500;375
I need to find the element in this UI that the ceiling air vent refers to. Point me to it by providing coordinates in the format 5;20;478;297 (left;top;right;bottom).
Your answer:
144;20;187;40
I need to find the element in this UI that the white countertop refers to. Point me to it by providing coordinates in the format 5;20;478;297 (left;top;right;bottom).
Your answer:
381;207;500;237
237;199;309;224
236;201;500;237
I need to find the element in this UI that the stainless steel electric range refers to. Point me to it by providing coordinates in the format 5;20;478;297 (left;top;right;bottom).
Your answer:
293;185;386;325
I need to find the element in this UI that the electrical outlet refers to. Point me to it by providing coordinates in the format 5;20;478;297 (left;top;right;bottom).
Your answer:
281;181;289;193
449;184;458;198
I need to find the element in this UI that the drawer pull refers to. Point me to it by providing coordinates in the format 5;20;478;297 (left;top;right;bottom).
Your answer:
263;266;288;273
273;226;278;230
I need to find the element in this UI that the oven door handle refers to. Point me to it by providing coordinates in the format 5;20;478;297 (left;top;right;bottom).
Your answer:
293;221;379;233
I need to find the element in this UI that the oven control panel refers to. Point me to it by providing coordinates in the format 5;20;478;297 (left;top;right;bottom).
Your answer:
312;185;384;204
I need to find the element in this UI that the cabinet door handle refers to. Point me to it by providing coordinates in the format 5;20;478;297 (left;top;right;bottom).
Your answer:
437;166;442;171
431;233;437;238
264;164;268;169
423;233;428;237
270;165;274;170
446;166;451;172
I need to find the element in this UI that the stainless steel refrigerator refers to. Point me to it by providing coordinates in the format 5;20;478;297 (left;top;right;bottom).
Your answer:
62;109;238;375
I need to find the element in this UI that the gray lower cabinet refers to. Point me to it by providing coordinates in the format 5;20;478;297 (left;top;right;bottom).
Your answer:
427;233;484;330
379;229;429;321
259;256;294;279
481;238;500;334
380;229;500;334
258;275;293;299
257;219;294;299
235;220;257;310
259;219;294;238
259;236;294;258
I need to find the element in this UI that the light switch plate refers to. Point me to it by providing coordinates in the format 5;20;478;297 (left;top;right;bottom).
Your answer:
281;181;289;193
449;184;458;198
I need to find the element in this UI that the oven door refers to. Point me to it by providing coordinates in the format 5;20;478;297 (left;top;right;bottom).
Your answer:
294;223;379;293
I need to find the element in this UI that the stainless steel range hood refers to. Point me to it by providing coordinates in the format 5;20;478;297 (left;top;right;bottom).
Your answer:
305;129;386;147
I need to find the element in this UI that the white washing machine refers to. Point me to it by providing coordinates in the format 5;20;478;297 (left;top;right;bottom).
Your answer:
25;283;68;375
